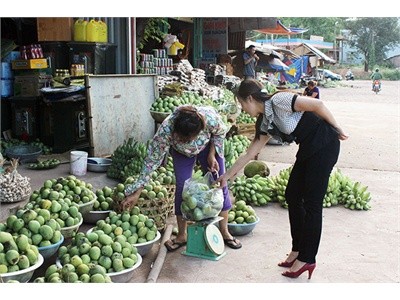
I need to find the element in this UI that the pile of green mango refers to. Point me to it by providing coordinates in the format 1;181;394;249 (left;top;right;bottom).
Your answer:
34;262;112;283
0;231;40;277
93;186;115;212
1;209;63;248
228;200;258;224
28;158;60;170
236;112;257;124
58;228;140;276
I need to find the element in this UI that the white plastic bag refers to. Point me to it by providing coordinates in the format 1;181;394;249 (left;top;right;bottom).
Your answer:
181;172;224;221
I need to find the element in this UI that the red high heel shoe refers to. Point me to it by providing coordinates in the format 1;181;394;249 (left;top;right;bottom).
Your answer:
278;259;295;268
282;263;316;279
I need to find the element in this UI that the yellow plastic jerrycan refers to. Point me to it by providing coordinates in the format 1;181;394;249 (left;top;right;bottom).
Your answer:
74;19;87;42
168;41;185;56
86;19;100;42
98;20;108;43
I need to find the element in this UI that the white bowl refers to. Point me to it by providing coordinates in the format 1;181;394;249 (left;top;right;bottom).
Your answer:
87;228;161;257
107;253;143;283
83;210;111;225
0;254;44;283
38;234;65;260
60;218;83;239
227;216;260;236
133;231;161;256
87;157;112;173
149;110;171;123
77;198;96;215
55;253;142;283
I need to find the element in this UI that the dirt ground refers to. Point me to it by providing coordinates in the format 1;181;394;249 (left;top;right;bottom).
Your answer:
154;80;399;293
1;80;399;298
260;79;399;172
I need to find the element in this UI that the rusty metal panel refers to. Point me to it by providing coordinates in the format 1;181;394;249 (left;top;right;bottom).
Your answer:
228;31;246;51
86;75;157;157
228;17;277;32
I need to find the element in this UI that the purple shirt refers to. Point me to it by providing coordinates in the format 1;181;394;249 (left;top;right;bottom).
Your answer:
125;105;227;195
304;86;320;99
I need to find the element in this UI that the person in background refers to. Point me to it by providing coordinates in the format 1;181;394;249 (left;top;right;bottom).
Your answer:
345;69;354;80
216;79;348;279
243;45;259;79
303;80;320;99
121;105;242;251
370;68;382;90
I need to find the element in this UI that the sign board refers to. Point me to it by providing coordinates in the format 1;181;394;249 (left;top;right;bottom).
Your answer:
199;18;228;69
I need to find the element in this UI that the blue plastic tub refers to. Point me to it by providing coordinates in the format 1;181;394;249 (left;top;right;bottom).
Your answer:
38;234;65;260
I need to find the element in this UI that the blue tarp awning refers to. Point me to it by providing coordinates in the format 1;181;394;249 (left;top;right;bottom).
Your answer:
274;56;309;84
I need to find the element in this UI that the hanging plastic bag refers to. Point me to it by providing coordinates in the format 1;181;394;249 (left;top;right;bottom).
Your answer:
181;172;224;221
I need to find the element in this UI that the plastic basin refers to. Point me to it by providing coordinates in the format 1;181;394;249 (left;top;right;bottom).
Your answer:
77;198;96;215
0;254;44;283
55;254;142;283
82;210;111;225
38;234;65;260
227;216;260;236
60;218;83;239
5;145;42;163
133;231;161;256
149;110;170;123
107;253;143;283
87;157;112;172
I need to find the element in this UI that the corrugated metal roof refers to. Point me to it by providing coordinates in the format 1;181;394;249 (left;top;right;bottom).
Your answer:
228;18;277;32
245;41;299;60
293;43;336;64
255;20;308;35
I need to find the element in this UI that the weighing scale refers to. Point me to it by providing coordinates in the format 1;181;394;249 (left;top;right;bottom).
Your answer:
182;216;226;261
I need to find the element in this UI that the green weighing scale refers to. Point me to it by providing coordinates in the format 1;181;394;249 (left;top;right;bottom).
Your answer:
182;216;226;261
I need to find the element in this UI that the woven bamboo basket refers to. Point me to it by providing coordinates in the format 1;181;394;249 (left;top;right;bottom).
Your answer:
237;123;256;139
138;185;175;232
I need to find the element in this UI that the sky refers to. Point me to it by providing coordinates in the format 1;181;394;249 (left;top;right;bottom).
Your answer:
1;0;398;17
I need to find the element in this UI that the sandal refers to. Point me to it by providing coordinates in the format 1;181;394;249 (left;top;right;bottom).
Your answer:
164;239;187;252
224;238;242;249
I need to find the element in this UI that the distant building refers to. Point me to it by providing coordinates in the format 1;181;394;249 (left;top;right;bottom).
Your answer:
386;54;400;68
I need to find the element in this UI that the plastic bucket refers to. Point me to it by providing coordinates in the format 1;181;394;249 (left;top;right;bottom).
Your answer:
70;151;88;176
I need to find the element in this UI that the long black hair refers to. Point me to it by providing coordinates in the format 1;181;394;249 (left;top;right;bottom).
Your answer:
237;79;277;140
172;106;205;142
237;79;274;103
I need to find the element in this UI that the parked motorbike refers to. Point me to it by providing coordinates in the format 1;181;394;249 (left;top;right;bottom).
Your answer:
299;74;317;87
372;80;381;94
345;72;354;80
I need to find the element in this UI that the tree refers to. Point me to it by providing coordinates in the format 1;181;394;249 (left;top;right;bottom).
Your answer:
280;17;345;42
345;17;400;71
136;18;170;51
246;17;345;56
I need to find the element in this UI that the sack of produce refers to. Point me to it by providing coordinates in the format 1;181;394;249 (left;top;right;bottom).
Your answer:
181;172;223;221
0;158;31;203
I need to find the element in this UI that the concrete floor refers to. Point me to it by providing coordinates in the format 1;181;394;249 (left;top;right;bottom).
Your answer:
1;80;399;297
